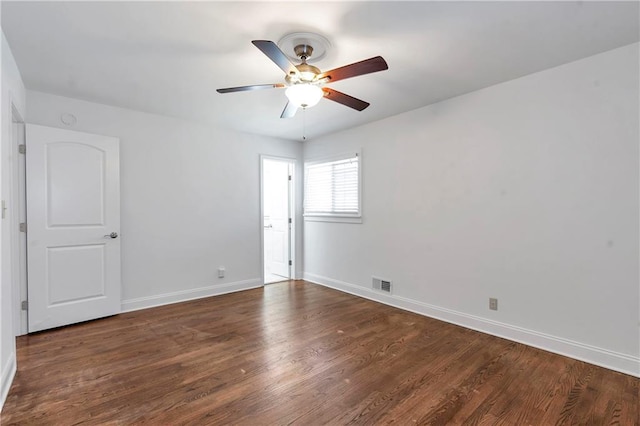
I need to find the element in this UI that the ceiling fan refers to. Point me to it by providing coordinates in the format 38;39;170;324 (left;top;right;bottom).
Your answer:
216;38;388;118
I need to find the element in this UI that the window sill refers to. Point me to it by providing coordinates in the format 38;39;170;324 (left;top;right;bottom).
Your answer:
304;215;363;224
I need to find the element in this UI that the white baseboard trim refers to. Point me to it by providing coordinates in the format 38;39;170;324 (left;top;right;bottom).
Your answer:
121;278;263;313
303;272;640;378
0;351;17;413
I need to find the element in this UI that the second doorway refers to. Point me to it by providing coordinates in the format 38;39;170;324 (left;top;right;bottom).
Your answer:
262;157;294;284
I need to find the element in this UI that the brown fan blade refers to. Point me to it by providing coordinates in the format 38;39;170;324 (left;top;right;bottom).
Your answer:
252;40;300;77
322;88;370;111
280;101;298;119
217;83;285;94
317;56;388;83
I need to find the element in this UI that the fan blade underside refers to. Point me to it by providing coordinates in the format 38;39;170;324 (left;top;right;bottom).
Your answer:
252;40;300;77
322;88;370;111
317;56;388;84
280;101;298;118
216;83;285;93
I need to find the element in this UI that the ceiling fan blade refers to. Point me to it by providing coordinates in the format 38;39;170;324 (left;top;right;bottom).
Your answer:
317;56;388;83
217;83;285;94
252;40;300;77
322;88;370;111
280;101;298;118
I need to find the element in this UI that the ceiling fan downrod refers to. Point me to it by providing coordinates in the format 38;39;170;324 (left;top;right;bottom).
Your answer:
294;44;313;62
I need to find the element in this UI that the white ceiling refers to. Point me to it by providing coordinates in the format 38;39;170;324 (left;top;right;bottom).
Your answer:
2;1;638;142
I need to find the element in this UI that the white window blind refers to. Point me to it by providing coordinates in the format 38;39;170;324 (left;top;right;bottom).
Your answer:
304;153;360;217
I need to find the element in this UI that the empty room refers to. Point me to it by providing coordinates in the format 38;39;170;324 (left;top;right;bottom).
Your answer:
0;1;638;424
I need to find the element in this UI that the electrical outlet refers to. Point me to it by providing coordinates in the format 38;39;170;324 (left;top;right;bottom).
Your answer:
218;267;225;278
489;298;498;311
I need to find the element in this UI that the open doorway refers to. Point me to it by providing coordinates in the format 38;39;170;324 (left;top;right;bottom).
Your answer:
261;157;294;285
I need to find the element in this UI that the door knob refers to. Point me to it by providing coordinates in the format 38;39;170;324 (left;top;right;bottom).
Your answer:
104;232;118;239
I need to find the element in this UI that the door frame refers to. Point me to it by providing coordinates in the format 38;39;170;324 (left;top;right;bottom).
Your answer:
260;155;296;285
8;102;27;335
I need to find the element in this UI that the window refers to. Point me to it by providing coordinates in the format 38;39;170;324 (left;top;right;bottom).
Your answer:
304;152;361;222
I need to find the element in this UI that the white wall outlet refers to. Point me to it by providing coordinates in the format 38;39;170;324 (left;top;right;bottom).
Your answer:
218;267;225;278
489;298;498;311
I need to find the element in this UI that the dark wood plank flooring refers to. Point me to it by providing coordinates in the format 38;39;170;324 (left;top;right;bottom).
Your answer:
2;281;638;425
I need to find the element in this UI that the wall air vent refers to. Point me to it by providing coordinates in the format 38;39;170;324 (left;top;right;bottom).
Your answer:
372;277;392;294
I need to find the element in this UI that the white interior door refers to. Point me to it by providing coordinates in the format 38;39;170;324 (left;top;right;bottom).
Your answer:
263;159;291;281
26;124;121;332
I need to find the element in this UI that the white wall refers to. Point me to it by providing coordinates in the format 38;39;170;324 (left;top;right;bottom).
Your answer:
26;91;303;311
303;43;640;376
1;30;26;410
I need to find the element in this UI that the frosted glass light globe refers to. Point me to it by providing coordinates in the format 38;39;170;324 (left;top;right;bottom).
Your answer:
285;84;323;108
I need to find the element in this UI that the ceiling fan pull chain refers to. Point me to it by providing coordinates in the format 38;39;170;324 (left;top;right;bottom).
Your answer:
302;107;307;141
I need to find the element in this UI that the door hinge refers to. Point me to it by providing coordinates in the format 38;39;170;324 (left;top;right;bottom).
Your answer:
288;260;292;266
19;222;27;232
288;218;292;224
21;300;28;311
18;144;26;154
288;175;292;181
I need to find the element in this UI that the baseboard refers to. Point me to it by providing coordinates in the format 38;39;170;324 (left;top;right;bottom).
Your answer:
0;351;17;413
121;278;263;313
303;272;640;378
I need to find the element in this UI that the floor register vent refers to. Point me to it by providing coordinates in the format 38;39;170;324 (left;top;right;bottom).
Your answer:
372;277;392;294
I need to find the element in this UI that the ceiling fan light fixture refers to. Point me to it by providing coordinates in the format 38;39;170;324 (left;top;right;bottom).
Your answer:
285;84;323;108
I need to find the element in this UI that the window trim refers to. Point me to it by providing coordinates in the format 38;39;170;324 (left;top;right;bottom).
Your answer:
303;150;362;223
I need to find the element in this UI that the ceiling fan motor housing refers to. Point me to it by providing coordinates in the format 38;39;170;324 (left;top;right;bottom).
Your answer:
288;62;321;84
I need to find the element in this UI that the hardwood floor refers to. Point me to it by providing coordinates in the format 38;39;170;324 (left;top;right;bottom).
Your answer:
2;281;638;425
